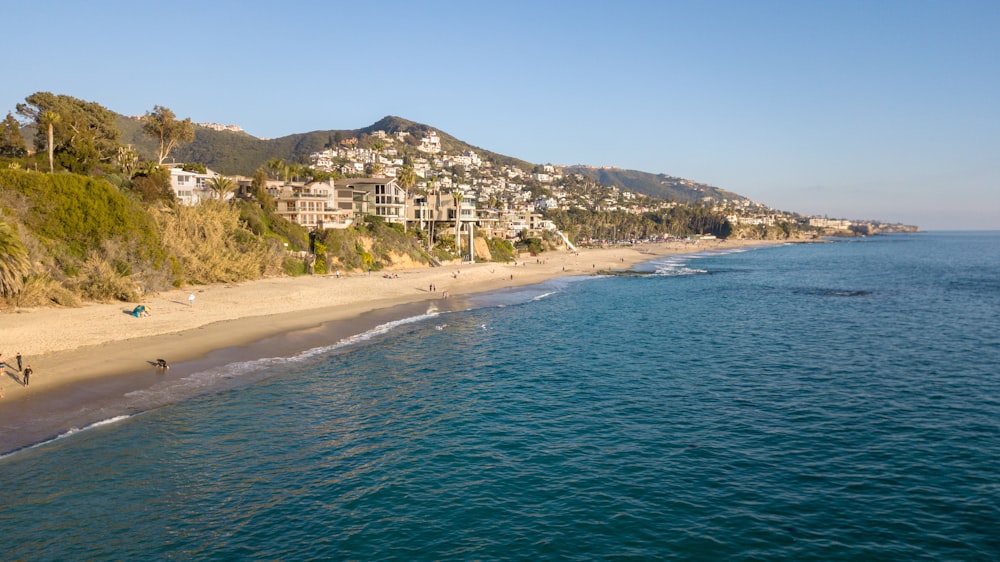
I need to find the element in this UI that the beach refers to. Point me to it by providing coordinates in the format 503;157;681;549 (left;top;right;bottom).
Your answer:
0;239;768;452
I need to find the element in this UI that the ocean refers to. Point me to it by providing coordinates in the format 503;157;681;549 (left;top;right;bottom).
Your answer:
1;232;998;560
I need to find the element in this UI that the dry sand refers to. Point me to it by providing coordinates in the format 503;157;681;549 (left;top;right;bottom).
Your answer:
0;239;772;452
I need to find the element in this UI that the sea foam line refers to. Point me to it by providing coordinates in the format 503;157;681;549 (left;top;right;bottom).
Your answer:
3;307;454;460
0;415;133;461
124;309;443;400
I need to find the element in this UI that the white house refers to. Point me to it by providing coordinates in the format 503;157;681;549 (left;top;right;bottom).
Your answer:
167;165;222;206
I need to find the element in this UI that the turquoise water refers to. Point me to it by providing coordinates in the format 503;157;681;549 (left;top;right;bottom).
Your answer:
1;232;998;560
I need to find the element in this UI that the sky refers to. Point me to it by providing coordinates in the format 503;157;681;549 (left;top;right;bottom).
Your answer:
3;0;998;230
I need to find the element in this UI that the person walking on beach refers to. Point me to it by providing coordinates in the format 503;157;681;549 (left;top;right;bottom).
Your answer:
23;365;32;386
16;352;22;372
188;293;195;307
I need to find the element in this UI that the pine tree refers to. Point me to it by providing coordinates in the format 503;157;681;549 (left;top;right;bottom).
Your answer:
0;113;27;157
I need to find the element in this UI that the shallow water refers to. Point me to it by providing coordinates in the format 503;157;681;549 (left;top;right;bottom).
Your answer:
1;232;998;560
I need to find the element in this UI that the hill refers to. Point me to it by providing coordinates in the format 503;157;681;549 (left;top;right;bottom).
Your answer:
562;166;751;206
118;114;738;206
119;114;535;177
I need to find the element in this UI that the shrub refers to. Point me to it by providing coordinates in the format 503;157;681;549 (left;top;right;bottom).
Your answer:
485;236;516;262
74;253;141;302
0;220;30;298
154;202;278;285
13;274;81;308
0;169;163;266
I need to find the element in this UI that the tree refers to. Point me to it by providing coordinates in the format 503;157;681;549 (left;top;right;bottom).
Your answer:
398;165;417;232
251;167;275;212
206;175;236;200
130;165;173;203
39;111;60;172
16;92;121;173
266;158;285;181
142;105;195;165
0;113;27;158
0;221;30;298
116;145;139;176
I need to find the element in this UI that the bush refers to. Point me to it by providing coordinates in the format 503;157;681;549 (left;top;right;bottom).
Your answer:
283;256;307;276
13;274;81;308
0;169;163;266
74;253;141;302
485;237;516;262
154;202;278;285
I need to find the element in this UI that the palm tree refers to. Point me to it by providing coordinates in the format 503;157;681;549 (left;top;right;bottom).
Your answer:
266;158;285;181
206;175;236;201
0;222;30;298
398;165;417;232
39;110;60;173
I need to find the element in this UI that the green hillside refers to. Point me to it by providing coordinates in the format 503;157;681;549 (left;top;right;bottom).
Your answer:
119;114;534;177
563;166;749;206
120;113;746;207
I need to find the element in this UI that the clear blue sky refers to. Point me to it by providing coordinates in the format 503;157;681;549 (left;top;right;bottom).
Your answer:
4;0;998;230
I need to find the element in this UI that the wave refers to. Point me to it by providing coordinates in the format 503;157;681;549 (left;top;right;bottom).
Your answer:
0;415;133;461
650;257;709;277
3;307;449;459
124;308;444;404
645;247;756;277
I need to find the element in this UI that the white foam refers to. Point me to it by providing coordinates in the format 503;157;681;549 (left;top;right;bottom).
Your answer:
653;265;709;276
0;414;133;461
124;310;443;402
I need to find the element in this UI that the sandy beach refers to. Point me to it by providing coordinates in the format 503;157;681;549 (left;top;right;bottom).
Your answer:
0;239;771;452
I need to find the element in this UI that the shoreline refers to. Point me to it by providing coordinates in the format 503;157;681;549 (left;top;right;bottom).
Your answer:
0;240;775;454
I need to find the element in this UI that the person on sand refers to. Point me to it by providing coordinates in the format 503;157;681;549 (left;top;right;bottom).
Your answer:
16;352;23;372
155;359;170;369
23;365;32;386
188;293;196;307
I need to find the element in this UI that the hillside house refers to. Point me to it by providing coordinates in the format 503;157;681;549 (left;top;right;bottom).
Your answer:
167;165;222;205
269;180;346;229
809;217;852;230
334;178;407;225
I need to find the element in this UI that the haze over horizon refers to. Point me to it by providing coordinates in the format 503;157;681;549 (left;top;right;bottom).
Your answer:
4;0;998;230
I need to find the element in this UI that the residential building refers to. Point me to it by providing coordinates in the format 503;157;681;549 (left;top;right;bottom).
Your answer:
167;165;221;206
270;181;345;229
334;178;407;225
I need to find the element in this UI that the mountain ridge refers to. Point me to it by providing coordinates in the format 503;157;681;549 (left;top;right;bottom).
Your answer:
117;114;746;206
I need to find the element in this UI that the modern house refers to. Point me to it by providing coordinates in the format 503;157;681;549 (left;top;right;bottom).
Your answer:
407;190;476;233
333;178;407;225
264;180;360;229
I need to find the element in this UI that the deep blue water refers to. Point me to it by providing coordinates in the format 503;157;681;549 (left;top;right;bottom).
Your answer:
1;232;998;560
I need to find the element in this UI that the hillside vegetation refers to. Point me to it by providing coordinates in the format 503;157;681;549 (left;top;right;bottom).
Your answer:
118;115;535;177
2;92;854;310
0;170;443;309
563;166;747;206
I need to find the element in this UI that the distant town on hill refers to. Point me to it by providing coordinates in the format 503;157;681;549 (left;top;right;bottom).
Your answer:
0;93;919;308
112;113;917;237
